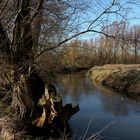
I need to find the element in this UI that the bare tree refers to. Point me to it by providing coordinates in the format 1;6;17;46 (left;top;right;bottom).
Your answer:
129;25;140;63
0;0;139;119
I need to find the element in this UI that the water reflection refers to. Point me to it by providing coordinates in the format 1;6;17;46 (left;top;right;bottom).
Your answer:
56;72;95;103
56;72;140;140
92;81;140;116
97;86;129;116
56;72;140;117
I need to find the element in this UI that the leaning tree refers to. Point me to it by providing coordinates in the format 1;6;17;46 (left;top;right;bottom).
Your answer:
0;0;139;119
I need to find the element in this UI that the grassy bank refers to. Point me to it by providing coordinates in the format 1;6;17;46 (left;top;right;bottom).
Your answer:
87;64;140;95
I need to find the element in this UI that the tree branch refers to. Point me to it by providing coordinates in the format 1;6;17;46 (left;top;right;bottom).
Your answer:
0;22;11;61
28;0;44;23
87;0;117;30
0;0;9;17
34;29;116;60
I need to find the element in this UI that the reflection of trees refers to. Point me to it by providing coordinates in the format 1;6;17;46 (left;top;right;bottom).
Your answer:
56;72;96;102
94;83;140;116
56;72;140;117
101;92;128;116
95;84;131;116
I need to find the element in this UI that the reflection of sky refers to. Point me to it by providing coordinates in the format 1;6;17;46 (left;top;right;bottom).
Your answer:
56;72;140;140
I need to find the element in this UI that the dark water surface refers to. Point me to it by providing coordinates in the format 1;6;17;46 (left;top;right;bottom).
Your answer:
56;72;140;140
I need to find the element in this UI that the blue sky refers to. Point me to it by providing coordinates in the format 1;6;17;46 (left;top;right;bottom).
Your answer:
75;0;140;40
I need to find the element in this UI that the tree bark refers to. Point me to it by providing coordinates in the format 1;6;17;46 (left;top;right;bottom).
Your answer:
0;22;11;62
9;0;44;119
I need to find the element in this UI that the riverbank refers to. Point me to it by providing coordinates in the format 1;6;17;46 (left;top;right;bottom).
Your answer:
87;64;140;95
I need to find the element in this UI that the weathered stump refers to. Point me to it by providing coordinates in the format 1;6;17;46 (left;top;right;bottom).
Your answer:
34;94;79;127
33;91;79;138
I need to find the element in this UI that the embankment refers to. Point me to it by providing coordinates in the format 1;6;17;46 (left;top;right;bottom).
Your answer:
87;64;140;95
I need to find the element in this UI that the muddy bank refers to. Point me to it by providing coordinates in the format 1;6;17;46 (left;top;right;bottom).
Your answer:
87;64;140;95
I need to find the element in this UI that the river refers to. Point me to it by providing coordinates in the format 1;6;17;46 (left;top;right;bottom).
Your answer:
56;72;140;140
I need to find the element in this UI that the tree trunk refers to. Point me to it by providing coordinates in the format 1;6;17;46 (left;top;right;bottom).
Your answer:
0;0;45;119
0;22;11;62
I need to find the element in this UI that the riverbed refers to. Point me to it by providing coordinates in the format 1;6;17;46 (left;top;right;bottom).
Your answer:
56;72;140;140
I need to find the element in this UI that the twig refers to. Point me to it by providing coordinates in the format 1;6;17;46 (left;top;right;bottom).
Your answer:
79;117;96;140
0;0;9;17
86;121;115;140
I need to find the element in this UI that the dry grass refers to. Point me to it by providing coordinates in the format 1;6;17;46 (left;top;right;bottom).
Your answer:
88;64;140;95
91;64;140;71
0;116;116;140
0;117;27;140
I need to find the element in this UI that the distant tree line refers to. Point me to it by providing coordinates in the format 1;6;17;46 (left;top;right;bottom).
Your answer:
52;21;140;70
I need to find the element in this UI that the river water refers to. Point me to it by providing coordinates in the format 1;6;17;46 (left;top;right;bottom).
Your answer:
55;72;140;140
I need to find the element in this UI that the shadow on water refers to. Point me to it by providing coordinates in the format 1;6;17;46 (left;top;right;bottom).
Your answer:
55;72;140;140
